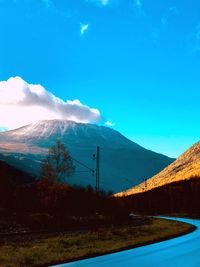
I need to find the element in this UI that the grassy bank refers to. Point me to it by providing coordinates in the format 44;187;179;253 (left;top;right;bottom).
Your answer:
0;218;195;267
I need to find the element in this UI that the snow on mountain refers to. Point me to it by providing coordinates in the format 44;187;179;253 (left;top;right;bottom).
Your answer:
0;120;174;193
0;120;143;150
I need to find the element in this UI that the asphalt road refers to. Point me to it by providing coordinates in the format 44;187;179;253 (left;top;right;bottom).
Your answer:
52;217;200;267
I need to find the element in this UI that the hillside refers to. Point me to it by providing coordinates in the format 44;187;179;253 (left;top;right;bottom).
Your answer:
0;120;174;193
116;141;200;196
0;160;34;186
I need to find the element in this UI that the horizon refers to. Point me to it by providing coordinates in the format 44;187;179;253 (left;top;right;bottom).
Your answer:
1;1;200;158
0;117;194;159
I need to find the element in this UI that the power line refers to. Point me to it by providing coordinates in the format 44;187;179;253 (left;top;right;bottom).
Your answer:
71;157;94;173
96;146;100;193
74;170;94;174
71;147;100;193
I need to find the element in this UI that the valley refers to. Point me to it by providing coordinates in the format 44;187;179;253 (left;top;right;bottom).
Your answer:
0;120;174;193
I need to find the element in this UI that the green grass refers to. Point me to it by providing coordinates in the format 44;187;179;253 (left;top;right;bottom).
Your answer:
0;218;195;267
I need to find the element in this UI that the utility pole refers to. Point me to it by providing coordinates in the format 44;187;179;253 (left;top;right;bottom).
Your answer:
144;178;147;191
143;178;147;191
95;146;100;193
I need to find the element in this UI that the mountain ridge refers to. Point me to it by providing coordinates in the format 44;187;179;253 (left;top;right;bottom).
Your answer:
0;120;174;193
0;120;144;150
116;141;200;196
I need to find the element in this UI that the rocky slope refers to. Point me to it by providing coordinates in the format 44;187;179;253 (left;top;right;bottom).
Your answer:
116;141;200;196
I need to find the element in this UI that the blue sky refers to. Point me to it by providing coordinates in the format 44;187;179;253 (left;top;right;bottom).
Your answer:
0;0;200;158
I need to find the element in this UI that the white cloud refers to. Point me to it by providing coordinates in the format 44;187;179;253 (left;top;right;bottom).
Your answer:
86;0;109;7
161;17;167;25
101;0;109;5
80;23;89;35
135;0;141;7
105;121;115;127
86;0;120;7
42;0;52;8
168;6;178;14
196;24;200;41
191;24;200;52
0;77;102;130
133;0;145;16
160;6;178;27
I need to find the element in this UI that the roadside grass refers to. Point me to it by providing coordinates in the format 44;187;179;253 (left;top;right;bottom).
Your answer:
0;218;195;267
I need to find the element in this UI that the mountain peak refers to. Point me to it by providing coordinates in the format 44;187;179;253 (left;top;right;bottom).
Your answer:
0;119;142;150
0;119;174;193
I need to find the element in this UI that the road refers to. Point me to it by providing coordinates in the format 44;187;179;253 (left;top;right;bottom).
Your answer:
52;217;200;267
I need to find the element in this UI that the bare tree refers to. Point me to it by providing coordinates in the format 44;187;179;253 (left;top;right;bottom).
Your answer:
41;140;75;183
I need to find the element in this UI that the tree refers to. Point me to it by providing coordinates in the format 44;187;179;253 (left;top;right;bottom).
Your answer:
41;140;75;183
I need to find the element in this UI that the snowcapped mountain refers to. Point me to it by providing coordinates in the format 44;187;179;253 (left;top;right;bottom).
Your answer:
0;120;174;193
116;141;200;196
0;120;143;149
